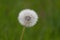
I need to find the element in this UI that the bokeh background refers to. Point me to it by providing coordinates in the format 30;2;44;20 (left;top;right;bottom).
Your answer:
0;0;60;40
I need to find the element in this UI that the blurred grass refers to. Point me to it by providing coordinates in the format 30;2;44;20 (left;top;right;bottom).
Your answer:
0;0;60;40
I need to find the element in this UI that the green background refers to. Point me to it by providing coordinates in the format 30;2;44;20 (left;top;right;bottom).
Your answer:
0;0;60;40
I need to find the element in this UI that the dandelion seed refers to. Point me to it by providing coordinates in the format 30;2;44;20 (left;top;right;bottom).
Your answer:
18;9;38;27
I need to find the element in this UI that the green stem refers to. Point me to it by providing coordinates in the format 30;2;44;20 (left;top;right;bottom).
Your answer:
20;27;25;40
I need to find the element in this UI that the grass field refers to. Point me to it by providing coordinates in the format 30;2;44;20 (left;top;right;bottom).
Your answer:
0;0;60;40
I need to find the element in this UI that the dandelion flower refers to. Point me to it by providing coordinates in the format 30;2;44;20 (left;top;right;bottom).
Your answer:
18;9;38;27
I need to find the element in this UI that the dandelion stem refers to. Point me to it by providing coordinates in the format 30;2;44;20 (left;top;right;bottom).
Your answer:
20;27;25;40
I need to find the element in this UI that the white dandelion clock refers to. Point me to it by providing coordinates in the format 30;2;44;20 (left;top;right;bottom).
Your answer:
18;9;38;40
18;9;38;27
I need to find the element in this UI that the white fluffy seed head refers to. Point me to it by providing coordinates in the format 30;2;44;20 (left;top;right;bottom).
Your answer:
18;9;38;27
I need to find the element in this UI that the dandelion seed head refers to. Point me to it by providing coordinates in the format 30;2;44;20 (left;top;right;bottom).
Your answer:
18;9;38;27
